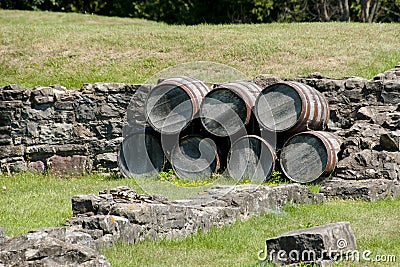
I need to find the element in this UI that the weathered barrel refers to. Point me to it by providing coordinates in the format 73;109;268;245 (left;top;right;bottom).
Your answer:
254;81;329;133
170;135;220;179
118;129;165;177
227;135;276;182
280;131;342;183
200;81;262;137
145;76;210;134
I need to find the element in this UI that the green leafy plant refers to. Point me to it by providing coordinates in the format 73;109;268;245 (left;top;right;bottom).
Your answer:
305;183;322;194
265;170;291;186
158;169;215;187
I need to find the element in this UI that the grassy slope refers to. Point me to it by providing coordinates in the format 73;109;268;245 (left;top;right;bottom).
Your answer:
1;10;400;89
1;10;400;266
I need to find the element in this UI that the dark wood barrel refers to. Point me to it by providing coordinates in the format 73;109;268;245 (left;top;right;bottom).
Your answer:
227;135;276;182
145;76;210;134
200;81;262;137
170;135;220;179
254;81;329;133
118;129;165;177
280;131;342;183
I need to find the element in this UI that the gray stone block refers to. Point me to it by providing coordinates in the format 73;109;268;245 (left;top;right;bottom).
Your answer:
345;77;367;90
47;155;90;175
380;131;400;152
0;84;31;101
0;226;6;243
27;161;45;173
266;222;356;266
0;232;110;266
31;86;56;105
321;179;400;201
66;215;140;247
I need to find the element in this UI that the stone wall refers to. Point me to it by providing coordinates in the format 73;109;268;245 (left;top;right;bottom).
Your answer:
0;83;146;174
0;64;398;181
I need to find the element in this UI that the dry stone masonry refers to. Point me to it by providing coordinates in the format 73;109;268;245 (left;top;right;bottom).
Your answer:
0;83;149;174
0;64;399;194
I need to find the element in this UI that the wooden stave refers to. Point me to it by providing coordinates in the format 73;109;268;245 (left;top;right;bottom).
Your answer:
289;82;329;133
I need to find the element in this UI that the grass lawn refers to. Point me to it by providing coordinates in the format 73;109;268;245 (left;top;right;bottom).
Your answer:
1;10;400;88
1;10;400;267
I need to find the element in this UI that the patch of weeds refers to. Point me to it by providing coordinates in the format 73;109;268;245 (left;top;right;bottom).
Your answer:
158;169;215;187
298;221;319;229
304;183;322;194
265;170;291;186
297;263;320;267
239;178;252;184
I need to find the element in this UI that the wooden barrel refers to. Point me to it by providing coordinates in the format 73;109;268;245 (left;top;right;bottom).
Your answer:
118;129;165;177
227;135;276;182
145;76;210;134
200;81;262;137
280;131;342;183
170;135;220;179
254;81;329;133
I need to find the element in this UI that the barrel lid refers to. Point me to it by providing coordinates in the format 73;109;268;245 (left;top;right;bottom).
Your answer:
200;87;248;137
170;135;220;180
145;82;194;134
118;131;165;177
227;135;276;182
280;131;334;183
255;82;302;132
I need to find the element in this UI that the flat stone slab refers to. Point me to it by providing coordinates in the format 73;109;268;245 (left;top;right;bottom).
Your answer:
320;179;400;201
47;155;90;175
266;222;356;266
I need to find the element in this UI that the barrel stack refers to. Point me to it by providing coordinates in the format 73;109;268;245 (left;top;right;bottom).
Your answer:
118;75;342;184
253;81;341;183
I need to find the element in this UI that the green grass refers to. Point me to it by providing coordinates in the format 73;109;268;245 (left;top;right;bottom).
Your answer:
1;10;400;88
0;172;234;236
103;197;400;266
0;172;142;236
